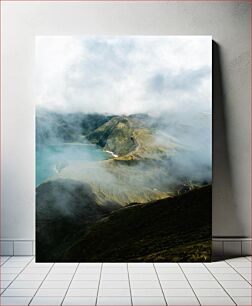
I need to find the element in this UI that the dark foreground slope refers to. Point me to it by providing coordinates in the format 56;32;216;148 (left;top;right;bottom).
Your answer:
36;179;115;262
63;185;212;262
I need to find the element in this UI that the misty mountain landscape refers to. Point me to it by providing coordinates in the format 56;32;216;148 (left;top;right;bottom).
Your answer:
36;108;212;262
35;36;212;262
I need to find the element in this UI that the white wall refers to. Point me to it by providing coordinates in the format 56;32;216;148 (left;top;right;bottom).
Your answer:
1;1;250;240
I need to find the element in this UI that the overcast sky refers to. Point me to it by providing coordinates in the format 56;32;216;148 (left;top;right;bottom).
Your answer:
35;36;212;116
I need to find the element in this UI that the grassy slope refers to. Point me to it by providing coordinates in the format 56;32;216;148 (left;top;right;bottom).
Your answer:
63;185;212;262
87;115;170;160
87;116;136;156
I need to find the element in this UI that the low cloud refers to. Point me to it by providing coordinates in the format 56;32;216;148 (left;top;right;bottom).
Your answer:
35;35;212;116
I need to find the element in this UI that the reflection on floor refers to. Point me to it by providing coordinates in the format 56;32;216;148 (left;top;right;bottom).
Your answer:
0;256;251;305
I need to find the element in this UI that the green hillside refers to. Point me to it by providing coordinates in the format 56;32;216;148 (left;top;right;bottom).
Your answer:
63;185;212;262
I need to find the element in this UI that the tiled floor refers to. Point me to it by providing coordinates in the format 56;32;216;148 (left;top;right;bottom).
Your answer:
0;256;251;305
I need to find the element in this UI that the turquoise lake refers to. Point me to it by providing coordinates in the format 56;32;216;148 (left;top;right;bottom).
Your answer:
36;143;110;186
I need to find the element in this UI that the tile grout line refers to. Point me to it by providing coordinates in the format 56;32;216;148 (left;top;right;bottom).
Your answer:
153;263;168;306
126;263;133;306
95;263;103;306
61;263;80;306
225;260;252;286
28;261;55;305
178;263;202;306
0;256;34;297
0;255;12;266
1;255;13;293
244;257;251;262
203;262;238;305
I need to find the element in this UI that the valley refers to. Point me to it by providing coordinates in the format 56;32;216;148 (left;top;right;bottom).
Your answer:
36;110;212;262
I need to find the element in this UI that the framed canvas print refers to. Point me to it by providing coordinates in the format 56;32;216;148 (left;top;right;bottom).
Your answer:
35;36;212;262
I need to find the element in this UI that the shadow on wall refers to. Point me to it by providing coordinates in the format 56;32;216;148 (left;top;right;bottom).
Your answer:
212;41;245;243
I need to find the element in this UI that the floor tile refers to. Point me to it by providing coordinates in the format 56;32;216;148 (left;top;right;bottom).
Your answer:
74;274;100;281
204;261;230;267
0;256;10;264
232;296;252;305
198;296;236;305
2;288;37;296
0;296;32;305
30;296;64;305
98;288;130;296
97;296;132;305
101;274;128;281
128;268;155;274
1;267;23;274
155;267;182;273
132;296;166;305
163;288;195;296
194;288;228;296
158;273;186;281
189;280;221;288
36;287;67;296
180;262;206;268
8;256;33;262
2;261;28;268
180;263;205;267
185;273;215;281
208;267;236;274
241;273;252;283
160;280;190;288
99;281;129;288
1;256;251;306
214;273;245;281
62;296;96;305
40;280;71;288
103;263;127;267
102;267;128;273
79;263;102;267
219;280;252;288
50;267;77;274
235;267;252;274
1;274;17;281
0;280;12;289
27;262;53;268
67;288;97;296
53;263;78;268
228;261;251;268
16;273;46;281
165;296;200;305
226;257;250;263
70;280;99;288
76;267;101;274
128;263;153;268
130;280;160;289
8;280;42;289
154;263;180;268
22;267;50;274
182;267;209;274
225;288;252;296
46;273;73;281
131;288;163;296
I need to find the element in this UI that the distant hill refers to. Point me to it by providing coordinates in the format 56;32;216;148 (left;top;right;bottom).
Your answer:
87;115;173;160
36;109;174;161
61;185;212;262
87;116;137;156
36;108;113;145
